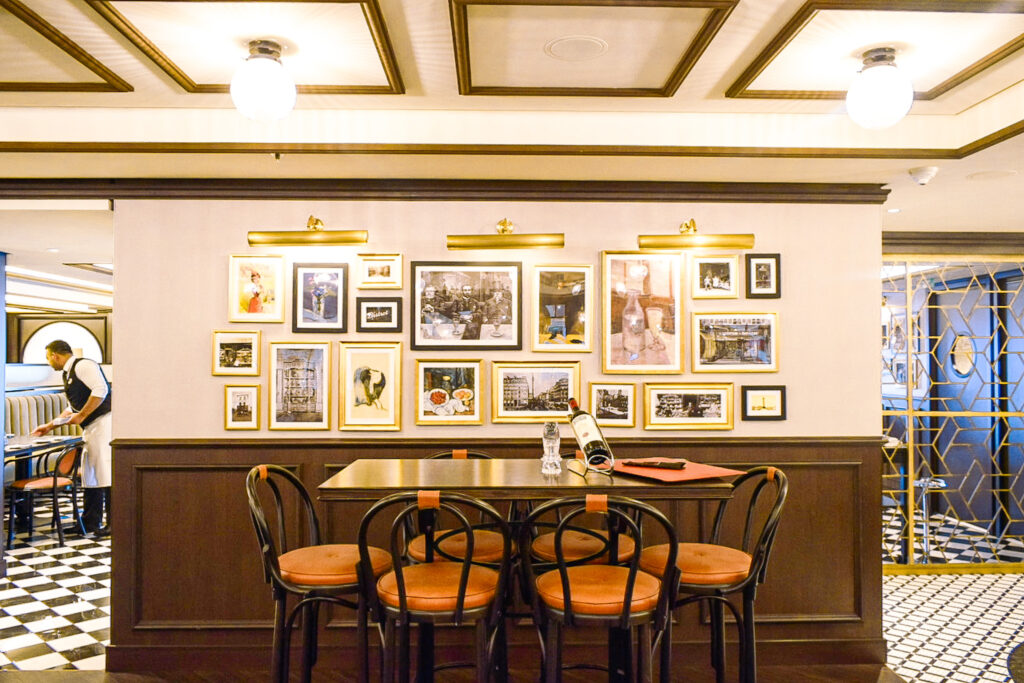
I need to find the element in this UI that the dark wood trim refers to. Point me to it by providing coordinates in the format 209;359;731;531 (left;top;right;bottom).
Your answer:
726;0;1024;102
450;0;736;97
0;0;132;92
884;231;1024;255
85;0;404;95
0;178;891;203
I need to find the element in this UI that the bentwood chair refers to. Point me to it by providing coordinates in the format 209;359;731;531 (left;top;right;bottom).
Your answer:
358;489;513;682
245;464;391;683
6;444;85;546
519;494;679;683
638;466;788;683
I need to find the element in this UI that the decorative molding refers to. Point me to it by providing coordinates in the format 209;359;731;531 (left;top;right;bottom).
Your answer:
0;178;891;203
111;435;886;447
85;0;404;95
727;0;1024;101
883;231;1024;255
449;0;737;97
0;0;132;92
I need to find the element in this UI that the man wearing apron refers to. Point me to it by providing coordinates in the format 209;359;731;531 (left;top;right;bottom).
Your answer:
32;339;112;537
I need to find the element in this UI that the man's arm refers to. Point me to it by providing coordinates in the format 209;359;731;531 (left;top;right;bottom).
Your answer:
67;395;103;426
31;406;73;436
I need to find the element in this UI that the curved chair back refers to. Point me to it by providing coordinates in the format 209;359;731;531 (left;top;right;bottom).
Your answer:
520;494;678;630
426;449;493;460
52;445;82;478
245;464;322;588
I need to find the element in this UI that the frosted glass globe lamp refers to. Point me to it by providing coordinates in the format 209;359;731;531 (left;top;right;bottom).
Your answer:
230;40;297;122
846;47;913;130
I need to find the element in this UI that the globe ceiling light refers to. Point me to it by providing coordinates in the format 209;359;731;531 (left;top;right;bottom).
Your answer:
845;47;914;130
230;39;296;122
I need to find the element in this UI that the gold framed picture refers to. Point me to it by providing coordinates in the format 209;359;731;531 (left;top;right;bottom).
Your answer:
228;255;284;323
212;330;260;376
339;341;402;431
691;254;739;299
269;342;330;430
491;360;580;423
589;381;636;428
602;251;683;374
356;253;402;289
416;359;483;426
224;384;260;430
692;312;779;373
644;383;733;430
532;264;593;352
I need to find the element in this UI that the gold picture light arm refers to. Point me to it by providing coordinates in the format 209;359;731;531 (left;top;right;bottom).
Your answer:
638;219;754;250
446;218;564;250
248;215;368;246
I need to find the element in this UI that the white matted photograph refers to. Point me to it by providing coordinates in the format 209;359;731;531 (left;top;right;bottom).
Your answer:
340;341;402;431
212;330;260;376
225;384;259;430
644;383;733;430
228;255;284;323
416;359;483;426
356;253;402;289
692;312;778;373
692;255;739;299
492;361;580;423
741;385;787;421
589;382;636;428
269;342;330;430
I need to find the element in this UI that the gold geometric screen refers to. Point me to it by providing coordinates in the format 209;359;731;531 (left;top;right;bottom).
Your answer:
882;259;1024;567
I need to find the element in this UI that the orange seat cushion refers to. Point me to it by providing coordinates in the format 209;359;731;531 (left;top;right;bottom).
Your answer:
531;529;635;563
377;563;499;612
535;565;661;616
639;543;752;586
408;529;510;563
9;477;73;490
279;544;391;586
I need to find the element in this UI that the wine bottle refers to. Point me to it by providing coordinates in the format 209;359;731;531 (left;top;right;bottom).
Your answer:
567;398;613;463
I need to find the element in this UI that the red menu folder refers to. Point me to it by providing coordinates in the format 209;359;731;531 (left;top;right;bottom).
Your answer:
613;457;744;483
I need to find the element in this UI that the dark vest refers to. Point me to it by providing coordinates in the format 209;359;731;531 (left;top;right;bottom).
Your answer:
63;358;112;427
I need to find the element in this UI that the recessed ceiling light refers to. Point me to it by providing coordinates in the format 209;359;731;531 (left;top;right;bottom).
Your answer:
966;170;1018;182
544;35;608;62
887;208;901;214
46;247;59;253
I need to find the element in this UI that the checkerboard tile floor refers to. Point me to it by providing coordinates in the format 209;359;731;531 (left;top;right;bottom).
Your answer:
883;509;1024;564
0;501;110;671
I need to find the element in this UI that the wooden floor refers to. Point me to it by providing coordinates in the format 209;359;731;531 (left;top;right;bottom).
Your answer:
0;665;906;682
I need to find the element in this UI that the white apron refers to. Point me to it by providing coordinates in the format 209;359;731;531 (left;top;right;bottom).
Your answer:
80;411;112;488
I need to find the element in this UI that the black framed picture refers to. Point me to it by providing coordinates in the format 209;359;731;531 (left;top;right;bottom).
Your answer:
292;263;347;333
410;261;522;351
356;297;402;333
741;385;787;421
745;253;781;299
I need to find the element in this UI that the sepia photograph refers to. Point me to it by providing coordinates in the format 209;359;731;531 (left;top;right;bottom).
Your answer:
269;342;329;430
356;253;402;289
492;361;580;423
644;383;733;430
416;359;483;425
356;297;402;333
602;251;682;373
224;384;259;430
589;382;636;427
340;341;401;430
212;330;260;376
411;261;521;350
228;255;284;323
741;385;786;421
745;253;781;299
692;255;739;299
292;263;347;333
533;265;592;352
692;313;778;372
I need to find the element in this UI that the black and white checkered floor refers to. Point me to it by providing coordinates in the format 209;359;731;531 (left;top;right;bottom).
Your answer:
0;503;110;671
884;509;1024;564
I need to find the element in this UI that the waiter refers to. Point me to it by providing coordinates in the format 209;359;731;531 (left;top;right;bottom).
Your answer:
32;339;112;537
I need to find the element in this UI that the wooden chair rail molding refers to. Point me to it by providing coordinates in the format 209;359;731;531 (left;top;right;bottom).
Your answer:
107;436;884;673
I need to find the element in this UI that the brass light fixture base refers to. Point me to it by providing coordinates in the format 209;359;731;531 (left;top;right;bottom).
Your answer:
446;218;564;250
638;219;754;250
247;215;368;246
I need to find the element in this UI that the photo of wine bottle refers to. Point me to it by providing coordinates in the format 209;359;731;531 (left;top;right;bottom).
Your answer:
567;397;614;465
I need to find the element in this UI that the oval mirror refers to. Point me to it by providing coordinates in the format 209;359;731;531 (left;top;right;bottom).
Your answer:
951;335;974;377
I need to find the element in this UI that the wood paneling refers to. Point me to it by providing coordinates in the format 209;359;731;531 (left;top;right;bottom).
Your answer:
108;436;885;673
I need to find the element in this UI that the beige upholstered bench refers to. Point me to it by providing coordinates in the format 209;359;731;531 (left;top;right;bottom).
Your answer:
5;391;82;437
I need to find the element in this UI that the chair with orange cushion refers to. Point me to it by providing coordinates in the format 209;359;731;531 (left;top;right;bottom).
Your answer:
358;489;512;682
519;494;679;683
638;466;788;683
245;464;392;683
5;444;86;546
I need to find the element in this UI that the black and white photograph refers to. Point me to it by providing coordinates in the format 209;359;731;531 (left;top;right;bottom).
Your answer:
745;253;781;298
212;330;260;376
491;361;580;423
692;255;739;299
589;382;636;427
292;263;347;333
533;264;592;351
340;341;401;430
692;313;778;372
411;261;522;350
416;359;483;425
269;342;329;430
356;297;402;333
741;385;787;421
356;253;402;289
224;384;259;430
644;383;733;430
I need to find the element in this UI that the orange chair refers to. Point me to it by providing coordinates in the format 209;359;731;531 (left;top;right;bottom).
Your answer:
358;489;513;682
638;466;788;683
519;494;679;682
245;464;391;683
5;444;85;546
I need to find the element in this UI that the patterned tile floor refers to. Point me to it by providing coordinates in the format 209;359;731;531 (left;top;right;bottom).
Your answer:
884;509;1024;564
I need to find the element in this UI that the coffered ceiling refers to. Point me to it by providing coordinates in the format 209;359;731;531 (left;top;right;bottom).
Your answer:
2;0;1024;231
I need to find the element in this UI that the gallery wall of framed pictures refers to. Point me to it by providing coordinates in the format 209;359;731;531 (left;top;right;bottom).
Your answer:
212;237;788;433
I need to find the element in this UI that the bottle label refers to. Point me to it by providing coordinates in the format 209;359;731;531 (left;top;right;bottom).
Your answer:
571;414;603;449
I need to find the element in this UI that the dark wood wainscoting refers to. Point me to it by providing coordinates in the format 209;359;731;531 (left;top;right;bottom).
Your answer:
107;437;885;673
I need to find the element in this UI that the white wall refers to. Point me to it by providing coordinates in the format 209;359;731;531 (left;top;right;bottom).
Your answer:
112;199;881;439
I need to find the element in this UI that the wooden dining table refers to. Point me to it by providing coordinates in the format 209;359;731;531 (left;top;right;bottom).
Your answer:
318;457;735;683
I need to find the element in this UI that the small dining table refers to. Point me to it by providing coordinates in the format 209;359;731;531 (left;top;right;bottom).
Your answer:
319;457;735;682
3;434;85;536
